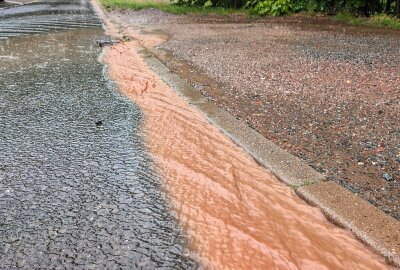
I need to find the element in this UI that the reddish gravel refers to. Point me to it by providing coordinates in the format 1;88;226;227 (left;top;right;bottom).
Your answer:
110;9;400;220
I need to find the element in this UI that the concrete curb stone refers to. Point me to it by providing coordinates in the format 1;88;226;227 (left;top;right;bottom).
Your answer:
297;181;400;266
141;49;325;186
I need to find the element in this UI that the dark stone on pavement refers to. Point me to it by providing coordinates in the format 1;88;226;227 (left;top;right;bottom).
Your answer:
383;173;394;182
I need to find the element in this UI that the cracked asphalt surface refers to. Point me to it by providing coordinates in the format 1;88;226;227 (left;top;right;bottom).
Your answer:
0;2;197;269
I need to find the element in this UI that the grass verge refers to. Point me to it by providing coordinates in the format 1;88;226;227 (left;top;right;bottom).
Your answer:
99;0;244;15
335;12;400;29
99;0;400;29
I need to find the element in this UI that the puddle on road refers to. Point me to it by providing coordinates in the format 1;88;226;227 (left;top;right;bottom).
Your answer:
104;41;393;269
0;29;197;269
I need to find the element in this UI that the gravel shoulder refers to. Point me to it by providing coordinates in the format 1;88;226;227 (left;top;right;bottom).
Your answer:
109;9;400;221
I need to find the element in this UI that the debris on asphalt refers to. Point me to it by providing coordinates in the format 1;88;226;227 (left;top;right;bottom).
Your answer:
96;39;120;47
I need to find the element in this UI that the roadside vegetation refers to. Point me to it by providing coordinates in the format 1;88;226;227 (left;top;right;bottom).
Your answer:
99;0;243;15
335;12;400;28
100;0;400;29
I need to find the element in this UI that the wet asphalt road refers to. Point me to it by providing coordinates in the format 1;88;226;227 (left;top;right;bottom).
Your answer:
0;1;197;269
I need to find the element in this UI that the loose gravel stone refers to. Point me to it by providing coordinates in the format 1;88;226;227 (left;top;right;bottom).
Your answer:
383;173;394;182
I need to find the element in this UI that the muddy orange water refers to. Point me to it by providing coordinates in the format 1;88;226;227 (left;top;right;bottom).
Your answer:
103;42;392;269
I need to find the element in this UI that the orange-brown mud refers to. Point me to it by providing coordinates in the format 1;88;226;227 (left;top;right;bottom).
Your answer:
102;40;394;269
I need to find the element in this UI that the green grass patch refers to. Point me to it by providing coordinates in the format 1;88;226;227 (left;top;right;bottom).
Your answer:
99;0;244;15
335;12;400;29
367;14;400;29
335;12;363;25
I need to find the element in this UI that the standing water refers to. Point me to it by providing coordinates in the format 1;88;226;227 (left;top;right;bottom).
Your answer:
0;8;197;269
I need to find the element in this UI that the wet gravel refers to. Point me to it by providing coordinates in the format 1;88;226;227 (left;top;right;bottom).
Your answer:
111;10;400;220
0;6;197;269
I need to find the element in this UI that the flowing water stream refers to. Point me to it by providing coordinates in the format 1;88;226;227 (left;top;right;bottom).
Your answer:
104;40;393;270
